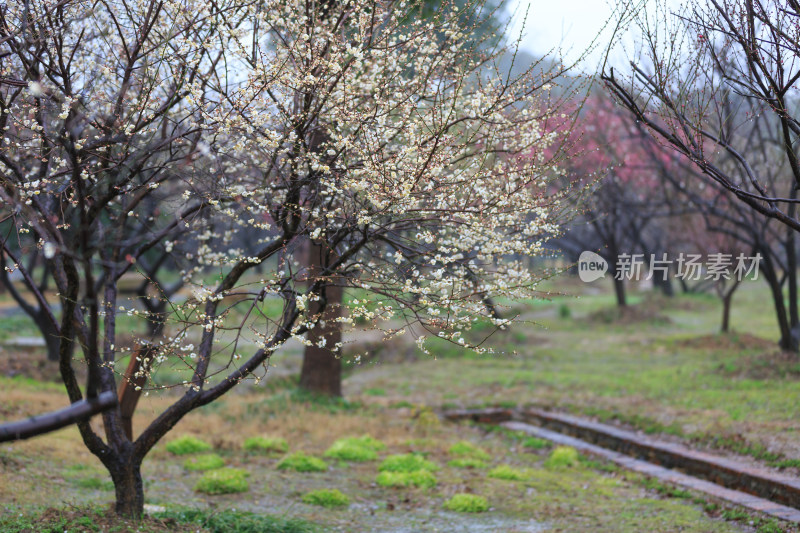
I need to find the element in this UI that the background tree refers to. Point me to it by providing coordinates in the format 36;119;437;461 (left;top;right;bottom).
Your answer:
601;0;800;350
296;0;512;397
0;0;573;516
555;93;679;306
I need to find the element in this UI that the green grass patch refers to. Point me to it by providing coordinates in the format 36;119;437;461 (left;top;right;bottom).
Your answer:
277;452;328;473
0;509;103;533
544;446;580;468
166;435;212;455
378;453;437;473
448;440;491;461
443;493;489;513
301;489;350;508
324;435;385;462
184;453;225;471
375;470;438;489
243;436;288;455
193;468;249;494
641;477;692;499
522;437;551;450
72;477;114;491
156;508;317;533
487;464;531;481
447;457;487;469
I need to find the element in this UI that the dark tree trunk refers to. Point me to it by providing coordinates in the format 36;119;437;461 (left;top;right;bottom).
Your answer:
654;273;674;297
108;455;144;518
299;240;343;397
36;312;68;362
760;250;798;352
721;292;733;333
613;276;627;307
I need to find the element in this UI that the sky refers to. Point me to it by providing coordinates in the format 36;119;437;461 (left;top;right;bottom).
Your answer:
503;0;668;72
505;0;619;68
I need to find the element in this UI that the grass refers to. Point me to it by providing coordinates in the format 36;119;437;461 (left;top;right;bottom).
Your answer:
522;437;551;450
184;453;225;471
443;494;489;513
378;453;438;473
193;468;250;494
301;489;350;508
242;436;288;454
448;440;491;461
487;464;532;481
447;457;488;469
544;446;580;468
155;508;317;533
165;436;213;455
3;277;799;532
323;435;385;462
72;477;114;491
375;470;438;489
276;452;328;473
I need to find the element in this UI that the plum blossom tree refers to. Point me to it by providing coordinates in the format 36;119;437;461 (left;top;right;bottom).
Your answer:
602;0;800;349
555;94;679;306
0;0;572;516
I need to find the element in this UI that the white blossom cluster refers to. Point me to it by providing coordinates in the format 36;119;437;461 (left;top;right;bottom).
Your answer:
0;0;570;393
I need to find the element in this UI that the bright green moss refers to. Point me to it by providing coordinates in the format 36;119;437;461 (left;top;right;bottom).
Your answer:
301;488;350;508
448;441;491;461
243;436;289;454
522;437;551;450
193;468;249;494
443;493;489;513
487;464;530;481
166;435;212;455
184;453;225;471
447;457;487;469
375;470;438;489
378;453;437;473
277;452;328;473
323;436;382;462
544;446;580;468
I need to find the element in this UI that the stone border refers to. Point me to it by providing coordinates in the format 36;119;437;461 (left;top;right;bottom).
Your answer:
503;421;800;523
520;408;800;510
442;406;800;524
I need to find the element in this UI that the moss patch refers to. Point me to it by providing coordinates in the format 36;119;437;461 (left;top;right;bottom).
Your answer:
166;435;212;455
193;468;249;494
378;453;437;473
443;493;489;513
448;440;491;461
302;488;350;508
323;436;384;462
243;436;289;454
544;446;580;468
184;453;225;471
487;464;531;481
375;470;438;489
154;508;316;533
448;457;487;469
522;437;551;450
277;452;328;473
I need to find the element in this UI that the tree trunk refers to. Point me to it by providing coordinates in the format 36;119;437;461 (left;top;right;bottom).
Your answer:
760;250;798;352
654;273;674;297
721;293;732;333
613;276;627;307
108;456;144;518
36;312;70;362
299;240;344;397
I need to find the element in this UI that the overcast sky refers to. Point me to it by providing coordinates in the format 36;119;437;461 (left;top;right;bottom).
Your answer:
505;0;617;67
503;0;670;72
